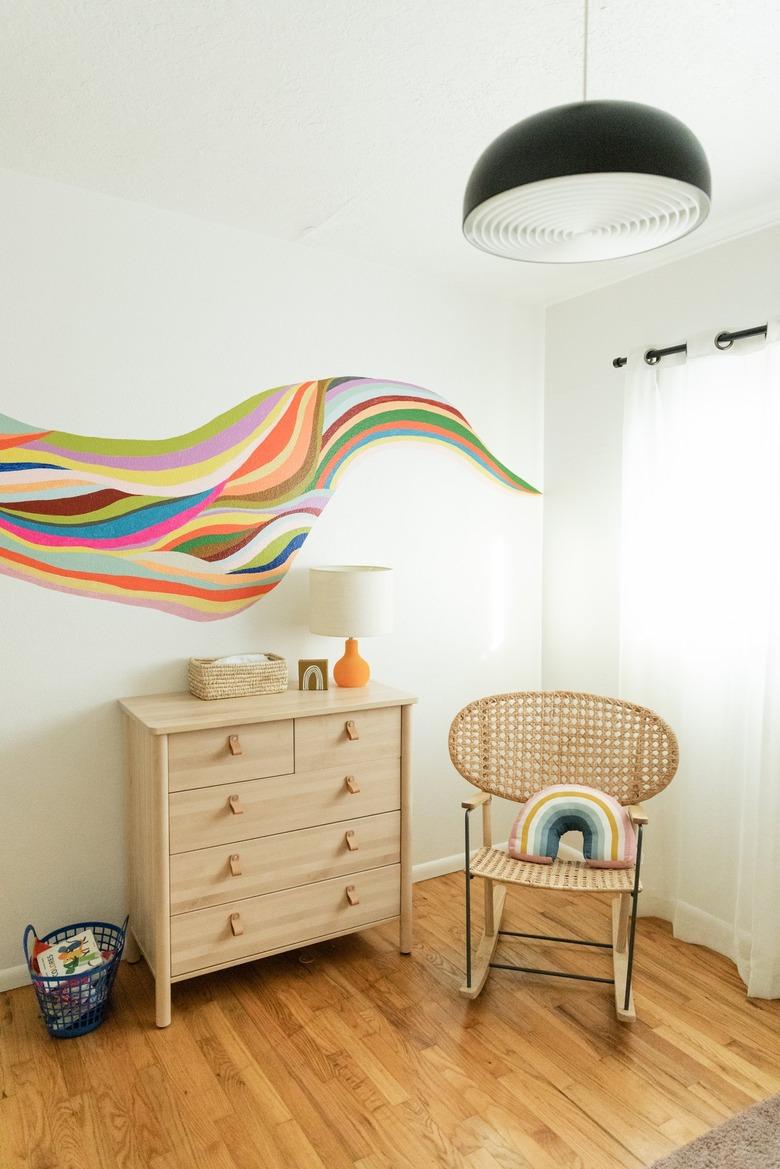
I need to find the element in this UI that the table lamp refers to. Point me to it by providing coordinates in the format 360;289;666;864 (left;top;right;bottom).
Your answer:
309;566;393;687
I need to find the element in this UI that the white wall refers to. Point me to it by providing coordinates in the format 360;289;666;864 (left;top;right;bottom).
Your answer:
543;225;780;692
0;169;544;983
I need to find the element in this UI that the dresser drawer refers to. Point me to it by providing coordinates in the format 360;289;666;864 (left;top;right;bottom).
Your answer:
168;720;293;792
171;863;401;976
170;811;401;914
169;756;400;853
294;705;400;772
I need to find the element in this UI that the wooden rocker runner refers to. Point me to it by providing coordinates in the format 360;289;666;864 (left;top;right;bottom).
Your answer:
449;691;679;1021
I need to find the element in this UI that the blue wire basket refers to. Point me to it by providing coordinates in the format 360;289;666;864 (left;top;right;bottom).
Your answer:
23;917;128;1038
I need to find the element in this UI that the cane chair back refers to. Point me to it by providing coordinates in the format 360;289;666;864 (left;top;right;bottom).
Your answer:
449;690;678;805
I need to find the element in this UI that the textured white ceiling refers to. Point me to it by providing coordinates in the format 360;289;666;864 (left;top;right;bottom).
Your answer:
2;0;780;303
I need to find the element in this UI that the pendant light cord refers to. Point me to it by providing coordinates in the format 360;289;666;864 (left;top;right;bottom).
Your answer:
582;0;589;102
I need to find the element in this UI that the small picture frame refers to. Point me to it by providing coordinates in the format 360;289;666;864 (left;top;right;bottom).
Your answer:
298;658;329;691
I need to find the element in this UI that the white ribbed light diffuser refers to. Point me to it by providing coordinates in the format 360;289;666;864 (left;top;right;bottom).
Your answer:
309;566;393;638
463;170;710;264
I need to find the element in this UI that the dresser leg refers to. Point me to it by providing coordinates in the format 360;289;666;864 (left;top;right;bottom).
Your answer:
400;704;413;954
153;731;171;1028
155;979;172;1028
124;928;141;964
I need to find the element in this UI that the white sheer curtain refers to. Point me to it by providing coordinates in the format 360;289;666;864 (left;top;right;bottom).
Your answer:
620;324;780;998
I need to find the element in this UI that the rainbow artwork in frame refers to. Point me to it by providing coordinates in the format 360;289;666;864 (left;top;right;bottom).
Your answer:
0;377;538;620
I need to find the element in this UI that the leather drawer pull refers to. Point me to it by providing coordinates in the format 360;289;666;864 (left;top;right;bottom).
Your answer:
345;720;359;741
228;794;244;814
344;775;360;794
228;734;242;756
345;885;359;906
229;853;242;877
229;912;244;936
345;830;358;852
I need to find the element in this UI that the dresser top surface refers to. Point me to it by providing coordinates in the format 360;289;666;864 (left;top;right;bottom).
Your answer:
119;680;417;734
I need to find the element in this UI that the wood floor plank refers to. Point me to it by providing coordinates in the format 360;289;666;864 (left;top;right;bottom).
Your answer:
464;1148;508;1169
0;1096;32;1169
3;870;780;1169
498;1069;644;1169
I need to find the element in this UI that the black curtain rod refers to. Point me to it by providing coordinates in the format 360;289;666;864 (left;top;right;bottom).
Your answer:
612;323;768;369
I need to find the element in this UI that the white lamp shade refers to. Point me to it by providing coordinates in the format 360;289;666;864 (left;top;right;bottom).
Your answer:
309;566;393;638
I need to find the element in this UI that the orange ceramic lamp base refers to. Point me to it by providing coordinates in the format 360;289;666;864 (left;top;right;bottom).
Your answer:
333;638;370;687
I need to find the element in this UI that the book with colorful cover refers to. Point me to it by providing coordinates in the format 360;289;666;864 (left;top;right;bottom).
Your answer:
36;930;105;978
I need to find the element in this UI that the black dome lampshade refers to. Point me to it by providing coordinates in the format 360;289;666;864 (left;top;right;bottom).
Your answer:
463;100;712;263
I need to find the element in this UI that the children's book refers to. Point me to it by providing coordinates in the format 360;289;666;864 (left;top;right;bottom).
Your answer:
36;930;104;977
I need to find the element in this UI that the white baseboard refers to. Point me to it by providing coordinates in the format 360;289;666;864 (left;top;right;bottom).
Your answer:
0;842;586;993
0;963;31;992
412;851;465;883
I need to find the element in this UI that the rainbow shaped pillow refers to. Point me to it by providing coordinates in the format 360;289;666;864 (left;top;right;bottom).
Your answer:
507;784;636;869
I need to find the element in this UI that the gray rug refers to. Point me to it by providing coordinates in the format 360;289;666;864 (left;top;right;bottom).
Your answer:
649;1095;780;1168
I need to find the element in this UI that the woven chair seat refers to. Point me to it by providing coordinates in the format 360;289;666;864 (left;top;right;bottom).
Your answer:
470;846;638;893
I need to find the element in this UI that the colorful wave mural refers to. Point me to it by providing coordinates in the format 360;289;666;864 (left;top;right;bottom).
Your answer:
0;378;538;620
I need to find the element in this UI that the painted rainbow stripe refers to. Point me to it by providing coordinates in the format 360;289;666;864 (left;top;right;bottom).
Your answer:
507;784;636;869
0;377;538;620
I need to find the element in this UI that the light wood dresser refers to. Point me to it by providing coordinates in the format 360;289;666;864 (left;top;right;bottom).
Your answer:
119;682;416;1027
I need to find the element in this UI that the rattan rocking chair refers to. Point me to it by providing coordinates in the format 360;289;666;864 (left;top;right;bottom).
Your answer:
449;691;679;1021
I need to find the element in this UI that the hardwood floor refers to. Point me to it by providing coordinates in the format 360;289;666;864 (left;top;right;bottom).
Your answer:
2;872;779;1169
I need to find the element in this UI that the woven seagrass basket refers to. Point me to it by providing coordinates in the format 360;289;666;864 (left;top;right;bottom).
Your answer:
187;653;288;700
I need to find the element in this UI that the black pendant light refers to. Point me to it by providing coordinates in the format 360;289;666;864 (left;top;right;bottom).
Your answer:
463;5;711;263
